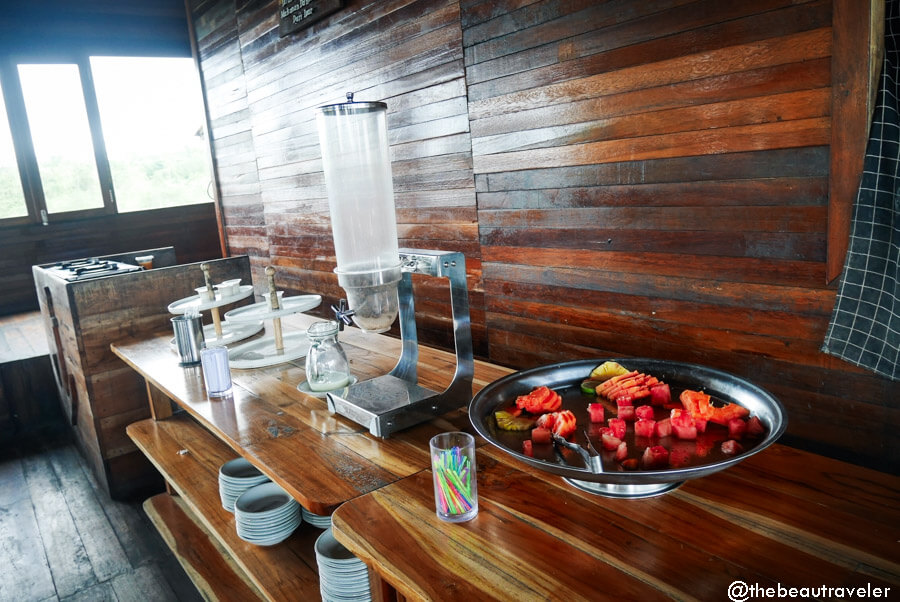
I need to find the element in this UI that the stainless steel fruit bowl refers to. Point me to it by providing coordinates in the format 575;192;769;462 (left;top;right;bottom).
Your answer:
468;358;787;498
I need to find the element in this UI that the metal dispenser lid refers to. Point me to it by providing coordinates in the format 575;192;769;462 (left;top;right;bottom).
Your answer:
318;92;386;116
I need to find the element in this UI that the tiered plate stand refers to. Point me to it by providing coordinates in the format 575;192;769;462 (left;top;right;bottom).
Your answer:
167;263;263;346
223;266;322;369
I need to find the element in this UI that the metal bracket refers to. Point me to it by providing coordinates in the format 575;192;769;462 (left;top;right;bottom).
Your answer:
326;249;474;437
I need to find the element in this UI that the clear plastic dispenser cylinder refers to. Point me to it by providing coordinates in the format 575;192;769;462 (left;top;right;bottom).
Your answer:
317;95;401;333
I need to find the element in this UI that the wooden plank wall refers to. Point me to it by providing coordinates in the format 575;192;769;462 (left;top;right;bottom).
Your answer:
188;0;899;472
191;0;483;353
0;204;223;316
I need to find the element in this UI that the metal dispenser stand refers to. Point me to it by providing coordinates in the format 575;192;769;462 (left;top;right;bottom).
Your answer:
326;248;474;437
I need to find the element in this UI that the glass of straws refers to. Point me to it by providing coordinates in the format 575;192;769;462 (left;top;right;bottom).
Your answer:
429;432;478;522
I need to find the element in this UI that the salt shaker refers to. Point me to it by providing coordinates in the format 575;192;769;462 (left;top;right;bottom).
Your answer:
305;320;351;392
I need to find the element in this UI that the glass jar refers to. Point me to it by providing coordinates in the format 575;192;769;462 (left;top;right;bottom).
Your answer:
305;320;351;392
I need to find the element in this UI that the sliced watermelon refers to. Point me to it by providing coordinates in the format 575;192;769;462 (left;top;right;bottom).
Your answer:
634;419;657;438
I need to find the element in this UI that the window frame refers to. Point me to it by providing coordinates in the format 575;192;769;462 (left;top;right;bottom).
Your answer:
0;50;211;228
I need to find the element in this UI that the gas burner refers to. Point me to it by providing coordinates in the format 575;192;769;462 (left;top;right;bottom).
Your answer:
47;258;143;282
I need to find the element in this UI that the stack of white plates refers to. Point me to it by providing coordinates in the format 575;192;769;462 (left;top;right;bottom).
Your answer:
302;507;332;529
219;458;270;512
234;482;301;546
315;528;371;602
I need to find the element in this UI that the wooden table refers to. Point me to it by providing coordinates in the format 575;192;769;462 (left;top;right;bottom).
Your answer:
333;441;900;601
114;312;899;601
112;312;512;601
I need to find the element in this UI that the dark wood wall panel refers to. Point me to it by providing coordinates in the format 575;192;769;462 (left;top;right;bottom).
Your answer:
461;0;897;471
190;0;484;353
0;204;222;316
188;0;897;471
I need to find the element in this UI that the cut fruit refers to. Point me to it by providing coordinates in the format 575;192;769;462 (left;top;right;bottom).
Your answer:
494;410;536;431
589;361;630;382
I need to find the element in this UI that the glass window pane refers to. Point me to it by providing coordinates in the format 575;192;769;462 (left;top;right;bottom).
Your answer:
18;64;104;214
0;81;28;219
90;56;212;213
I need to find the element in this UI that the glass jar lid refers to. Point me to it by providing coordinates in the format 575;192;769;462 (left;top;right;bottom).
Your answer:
307;320;340;339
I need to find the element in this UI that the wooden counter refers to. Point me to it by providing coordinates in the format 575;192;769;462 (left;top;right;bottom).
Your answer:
333;441;900;601
115;311;899;601
112;311;512;600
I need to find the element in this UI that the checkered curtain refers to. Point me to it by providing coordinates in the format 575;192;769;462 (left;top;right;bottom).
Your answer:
822;0;900;381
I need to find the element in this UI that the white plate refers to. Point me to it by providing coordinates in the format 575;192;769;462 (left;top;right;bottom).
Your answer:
301;508;332;529
223;294;322;323
235;482;294;514
219;457;264;479
237;527;298;546
168;321;264;352
315;528;361;563
228;332;310;369
167;285;255;314
237;514;301;535
236;505;299;526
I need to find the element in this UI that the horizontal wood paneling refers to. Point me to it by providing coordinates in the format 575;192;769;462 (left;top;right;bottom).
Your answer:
189;0;897;471
461;0;897;472
191;0;484;350
0;204;222;316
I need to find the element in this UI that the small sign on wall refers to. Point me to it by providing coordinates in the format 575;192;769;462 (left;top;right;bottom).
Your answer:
278;0;344;36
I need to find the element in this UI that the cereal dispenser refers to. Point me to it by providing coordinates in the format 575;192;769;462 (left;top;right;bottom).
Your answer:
316;93;474;437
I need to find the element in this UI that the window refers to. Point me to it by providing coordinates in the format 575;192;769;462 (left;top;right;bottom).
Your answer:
90;57;210;213
0;79;27;219
19;63;105;214
0;56;212;226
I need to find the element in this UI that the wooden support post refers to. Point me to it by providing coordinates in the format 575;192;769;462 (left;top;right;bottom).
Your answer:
146;380;174;421
266;266;284;353
200;262;223;337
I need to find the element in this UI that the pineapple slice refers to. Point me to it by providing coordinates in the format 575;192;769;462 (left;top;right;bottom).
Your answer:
494;410;536;431
589;361;629;382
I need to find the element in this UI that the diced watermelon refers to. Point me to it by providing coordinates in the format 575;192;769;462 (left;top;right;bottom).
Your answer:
634;418;657;438
587;402;605;423
727;418;747;440
721;439;744;455
641;445;669;469
672;422;697;440
745;416;765;437
694;418;708;433
608;418;626;439
531;427;552;445
656;417;672;438
615;396;633;408
650;383;671;406
617;405;635;422
601;433;622;451
614;441;628;462
635;405;655;421
522;440;533;457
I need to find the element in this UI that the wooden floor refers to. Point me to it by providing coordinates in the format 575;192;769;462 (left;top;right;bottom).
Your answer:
0;312;48;364
0;437;203;602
